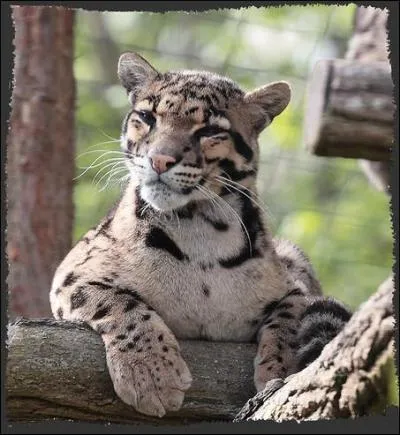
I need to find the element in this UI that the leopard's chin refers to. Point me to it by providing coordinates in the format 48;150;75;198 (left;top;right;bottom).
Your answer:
140;181;193;212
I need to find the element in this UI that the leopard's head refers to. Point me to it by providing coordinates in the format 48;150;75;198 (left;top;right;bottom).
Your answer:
118;52;291;212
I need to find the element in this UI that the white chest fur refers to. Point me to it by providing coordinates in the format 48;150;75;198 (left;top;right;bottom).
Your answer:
112;199;289;341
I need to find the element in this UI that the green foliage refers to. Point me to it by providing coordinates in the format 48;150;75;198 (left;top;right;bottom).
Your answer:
73;5;393;311
386;357;399;407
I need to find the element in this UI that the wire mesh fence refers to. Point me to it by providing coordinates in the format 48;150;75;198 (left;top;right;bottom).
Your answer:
73;4;393;309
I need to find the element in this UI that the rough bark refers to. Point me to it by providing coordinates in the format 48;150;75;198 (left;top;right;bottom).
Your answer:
6;320;256;424
304;59;394;161
345;6;392;194
7;6;76;318
235;276;396;422
346;6;389;63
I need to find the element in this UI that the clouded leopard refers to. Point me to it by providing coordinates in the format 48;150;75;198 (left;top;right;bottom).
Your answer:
50;52;352;418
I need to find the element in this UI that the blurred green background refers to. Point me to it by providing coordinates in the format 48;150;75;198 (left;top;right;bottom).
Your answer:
73;4;396;404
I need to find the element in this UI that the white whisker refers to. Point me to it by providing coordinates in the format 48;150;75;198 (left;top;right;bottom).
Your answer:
96;164;127;186
96;165;127;190
76;149;126;159
99;168;129;192
214;175;273;220
117;173;131;186
197;184;252;255
74;150;127;181
93;160;126;184
140;202;152;216
96;128;120;142
172;210;182;234
76;158;126;182
101;173;130;191
85;139;121;151
196;185;230;222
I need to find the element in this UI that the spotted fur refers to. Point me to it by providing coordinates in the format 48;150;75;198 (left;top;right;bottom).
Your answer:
50;52;352;417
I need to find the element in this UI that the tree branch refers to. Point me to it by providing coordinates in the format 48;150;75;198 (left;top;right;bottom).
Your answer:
6;320;256;424
6;277;395;424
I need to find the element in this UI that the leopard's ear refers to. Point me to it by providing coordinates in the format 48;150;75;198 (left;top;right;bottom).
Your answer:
118;52;159;97
244;81;291;133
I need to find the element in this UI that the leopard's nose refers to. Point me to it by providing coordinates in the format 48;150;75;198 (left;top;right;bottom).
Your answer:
149;153;177;174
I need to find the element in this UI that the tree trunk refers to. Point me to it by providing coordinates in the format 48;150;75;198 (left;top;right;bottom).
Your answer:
7;6;76;319
6;277;395;424
345;6;392;194
235;276;395;422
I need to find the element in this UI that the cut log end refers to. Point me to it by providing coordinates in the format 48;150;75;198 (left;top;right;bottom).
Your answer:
304;59;334;155
304;59;394;161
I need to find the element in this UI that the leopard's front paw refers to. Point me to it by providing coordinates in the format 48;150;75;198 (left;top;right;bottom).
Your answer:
105;333;192;417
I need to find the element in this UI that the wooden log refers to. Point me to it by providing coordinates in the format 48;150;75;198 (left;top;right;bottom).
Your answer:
304;59;394;161
6;319;256;424
235;276;395;422
6;275;396;424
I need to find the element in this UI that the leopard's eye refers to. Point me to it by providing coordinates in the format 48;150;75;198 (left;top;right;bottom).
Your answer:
135;110;156;127
194;125;229;141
